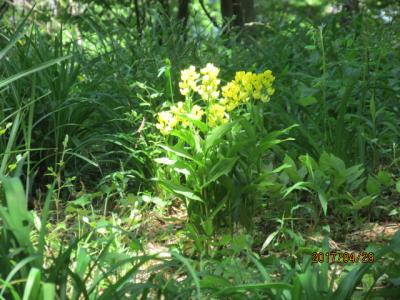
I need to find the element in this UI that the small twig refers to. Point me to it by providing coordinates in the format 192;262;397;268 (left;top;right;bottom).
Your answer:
198;0;219;28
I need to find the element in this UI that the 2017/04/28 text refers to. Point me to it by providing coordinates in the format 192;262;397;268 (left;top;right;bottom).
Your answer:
311;252;375;264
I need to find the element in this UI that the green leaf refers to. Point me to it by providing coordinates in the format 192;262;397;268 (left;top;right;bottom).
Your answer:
68;152;99;168
261;231;279;252
396;180;400;193
23;268;41;300
352;195;376;210
154;157;176;165
0;55;72;89
202;219;214;237
158;180;203;202
298;96;318;107
203;157;238;187
377;170;392;187
40;283;55;300
0;177;34;252
170;129;195;148
283;154;301;182
205;122;235;152
318;191;328;216
71;196;91;208
74;248;90;280
159;144;199;164
200;275;231;289
366;176;381;194
319;152;345;173
257;124;298;153
0;8;33;61
180;115;208;134
214;283;291;297
283;181;311;198
299;154;317;179
171;251;201;299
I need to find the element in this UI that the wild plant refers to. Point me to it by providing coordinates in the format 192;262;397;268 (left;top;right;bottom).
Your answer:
154;63;296;249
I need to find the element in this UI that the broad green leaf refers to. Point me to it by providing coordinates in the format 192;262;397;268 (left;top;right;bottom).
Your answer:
170;129;195;148
353;195;375;210
158;180;203;202
154;157;176;165
200;275;231;289
71;195;91;207
180;115;208;134
345;164;364;184
283;181;311;198
366;176;381;194
159;144;198;163
75;248;90;280
205;122;235;151
318;191;328;216
40;283;55;300
283;154;301;182
0;176;34;252
298;96;318;107
299;154;317;179
202;219;214;236
23;268;41;300
257;125;298;153
377;170;392;187
173;167;191;176
0;256;39;297
319;152;345;173
203;157;238;187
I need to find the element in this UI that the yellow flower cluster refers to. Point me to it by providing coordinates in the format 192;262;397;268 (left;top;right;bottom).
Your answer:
156;102;205;135
179;66;200;96
208;104;229;128
221;70;275;111
197;63;221;102
156;111;178;135
156;64;275;134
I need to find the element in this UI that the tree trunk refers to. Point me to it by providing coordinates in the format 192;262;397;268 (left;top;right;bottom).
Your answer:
232;0;243;27
221;0;233;20
178;0;190;29
343;0;359;13
134;0;142;37
242;0;255;23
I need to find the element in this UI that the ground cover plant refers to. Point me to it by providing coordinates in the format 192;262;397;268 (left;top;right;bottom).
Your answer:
1;0;400;299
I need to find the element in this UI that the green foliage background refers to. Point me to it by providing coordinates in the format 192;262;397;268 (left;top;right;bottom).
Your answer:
0;0;399;299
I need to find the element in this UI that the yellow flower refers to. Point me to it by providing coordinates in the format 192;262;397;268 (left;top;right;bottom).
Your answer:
171;101;190;127
198;63;221;102
208;104;229;128
156;111;178;135
221;81;241;111
221;69;275;106
188;105;205;121
179;66;200;96
170;101;185;115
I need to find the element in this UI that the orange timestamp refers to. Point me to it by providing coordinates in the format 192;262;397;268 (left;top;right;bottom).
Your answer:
311;251;375;264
